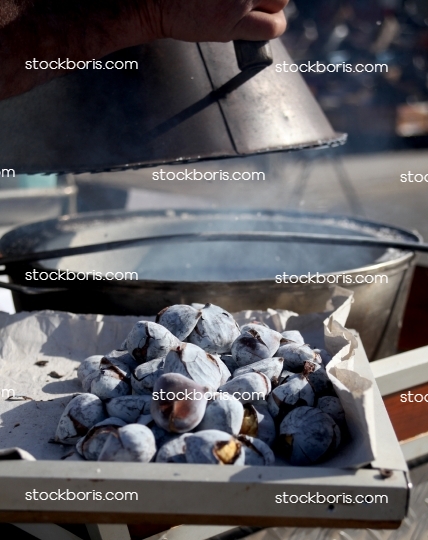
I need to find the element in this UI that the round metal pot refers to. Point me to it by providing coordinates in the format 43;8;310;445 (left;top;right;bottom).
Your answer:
0;209;418;360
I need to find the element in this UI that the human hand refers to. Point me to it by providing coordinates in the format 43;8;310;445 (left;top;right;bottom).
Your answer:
139;0;289;43
0;0;289;101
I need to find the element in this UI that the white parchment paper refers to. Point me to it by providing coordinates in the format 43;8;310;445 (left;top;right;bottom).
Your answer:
0;287;376;467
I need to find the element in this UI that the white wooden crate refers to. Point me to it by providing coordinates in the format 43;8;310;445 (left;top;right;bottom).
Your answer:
0;336;410;529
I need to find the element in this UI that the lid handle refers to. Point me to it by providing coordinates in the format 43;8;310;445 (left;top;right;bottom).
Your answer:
212;40;273;98
233;40;273;72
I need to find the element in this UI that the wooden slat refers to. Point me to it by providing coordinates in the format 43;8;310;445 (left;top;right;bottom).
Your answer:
382;381;428;441
370;346;428;396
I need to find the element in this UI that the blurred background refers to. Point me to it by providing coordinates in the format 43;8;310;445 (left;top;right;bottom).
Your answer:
283;0;428;154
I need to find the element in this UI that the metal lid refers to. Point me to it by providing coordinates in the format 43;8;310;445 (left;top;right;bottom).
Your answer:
0;39;345;174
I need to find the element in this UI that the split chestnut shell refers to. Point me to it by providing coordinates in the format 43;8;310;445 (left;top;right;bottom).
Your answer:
240;402;276;447
279;406;341;465
77;355;102;383
55;394;106;445
317;396;346;429
126;321;179;364
240;324;282;354
156;433;190;463
105;395;152;423
131;358;165;395
76;417;126;461
90;366;131;400
195;394;244;435
163;342;223;392
150;373;208;433
281;330;304;346
156;304;202;341
98;424;157;462
218;372;271;403
275;343;321;373
267;369;315;420
187;303;240;354
238;435;275;466
233;357;284;383
231;328;280;367
185;430;245;465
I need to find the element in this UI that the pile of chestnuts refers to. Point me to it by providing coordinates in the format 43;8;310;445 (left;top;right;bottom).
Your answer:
55;303;347;466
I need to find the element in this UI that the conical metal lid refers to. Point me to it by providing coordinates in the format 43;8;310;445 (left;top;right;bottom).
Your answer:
0;38;345;174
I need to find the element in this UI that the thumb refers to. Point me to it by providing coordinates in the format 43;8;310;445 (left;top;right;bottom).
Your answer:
231;10;287;41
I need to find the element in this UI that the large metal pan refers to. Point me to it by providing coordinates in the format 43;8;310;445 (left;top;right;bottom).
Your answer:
0;209;418;360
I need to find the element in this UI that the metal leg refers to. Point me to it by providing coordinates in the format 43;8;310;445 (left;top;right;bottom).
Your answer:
329;155;366;217
12;523;83;540
66;174;78;215
288;157;312;209
287;153;366;218
57;173;78;215
86;524;131;540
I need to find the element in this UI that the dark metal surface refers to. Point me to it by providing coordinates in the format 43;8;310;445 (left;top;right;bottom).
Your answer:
211;41;272;98
0;231;426;268
0;209;417;360
0;39;344;175
199;40;346;156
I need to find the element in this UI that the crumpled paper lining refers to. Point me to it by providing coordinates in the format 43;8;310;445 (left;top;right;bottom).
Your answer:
232;286;375;469
0;286;375;467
